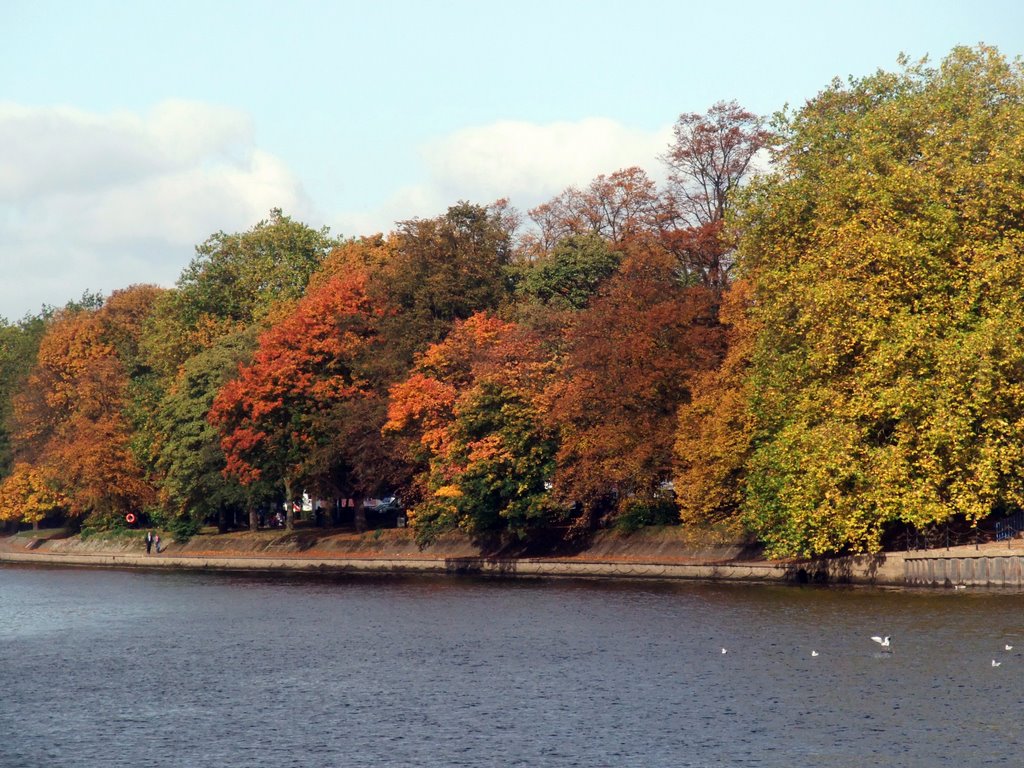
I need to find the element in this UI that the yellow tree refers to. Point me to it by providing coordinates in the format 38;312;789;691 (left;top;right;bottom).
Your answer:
0;463;70;529
733;46;1024;557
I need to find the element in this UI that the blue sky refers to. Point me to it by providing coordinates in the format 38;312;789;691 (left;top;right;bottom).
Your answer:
2;0;1023;319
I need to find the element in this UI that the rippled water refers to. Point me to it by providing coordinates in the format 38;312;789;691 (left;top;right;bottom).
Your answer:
1;565;1023;767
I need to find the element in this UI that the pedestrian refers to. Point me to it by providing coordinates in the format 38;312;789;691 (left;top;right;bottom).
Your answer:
145;530;153;555
154;533;161;554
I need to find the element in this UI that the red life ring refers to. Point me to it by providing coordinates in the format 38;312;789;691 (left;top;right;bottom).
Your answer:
125;513;137;524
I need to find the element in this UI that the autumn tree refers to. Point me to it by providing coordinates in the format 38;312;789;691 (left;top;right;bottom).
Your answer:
674;280;758;529
548;239;725;531
372;201;516;371
0;463;70;530
385;313;558;543
526;167;659;254
10;286;162;525
732;45;1024;557
659;101;772;290
209;271;381;530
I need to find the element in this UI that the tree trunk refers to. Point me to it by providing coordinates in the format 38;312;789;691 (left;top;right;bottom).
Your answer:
249;502;258;532
284;479;295;531
354;496;366;533
32;519;39;531
217;506;228;534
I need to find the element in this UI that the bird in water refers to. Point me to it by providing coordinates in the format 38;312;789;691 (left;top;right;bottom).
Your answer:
811;651;819;657
721;648;728;654
1006;644;1014;651
993;660;1002;667
871;636;892;652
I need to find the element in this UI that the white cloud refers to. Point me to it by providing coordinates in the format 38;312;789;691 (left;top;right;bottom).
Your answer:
333;117;673;236
0;101;311;319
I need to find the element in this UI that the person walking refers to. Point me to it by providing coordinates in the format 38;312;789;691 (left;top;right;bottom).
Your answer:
145;530;153;555
154;533;161;554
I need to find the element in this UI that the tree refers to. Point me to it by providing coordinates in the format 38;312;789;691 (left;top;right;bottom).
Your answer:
674;280;758;529
372;201;516;370
209;271;380;530
385;313;558;543
0;463;70;529
176;208;339;327
732;46;1024;557
0;315;48;480
526;167;659;253
10;286;162;525
548;239;725;530
151;328;265;533
517;234;623;311
660;101;773;290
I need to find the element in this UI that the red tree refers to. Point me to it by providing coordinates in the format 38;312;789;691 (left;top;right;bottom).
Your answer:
209;271;382;529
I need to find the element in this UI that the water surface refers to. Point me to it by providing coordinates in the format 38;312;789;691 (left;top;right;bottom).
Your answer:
1;566;1021;767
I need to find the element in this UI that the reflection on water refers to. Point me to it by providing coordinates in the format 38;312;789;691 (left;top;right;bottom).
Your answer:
1;565;1022;767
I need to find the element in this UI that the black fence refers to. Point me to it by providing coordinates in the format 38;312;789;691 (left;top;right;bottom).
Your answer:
893;513;1024;552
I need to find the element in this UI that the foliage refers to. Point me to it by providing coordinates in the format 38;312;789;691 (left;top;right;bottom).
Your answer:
517;234;623;311
10;287;161;524
175;208;339;328
548;238;725;530
674;280;757;527
0;462;70;525
733;46;1024;557
660;101;774;291
526;167;659;253
0;315;48;479
150;328;263;530
372;201;516;369
209;270;381;516
386;313;559;543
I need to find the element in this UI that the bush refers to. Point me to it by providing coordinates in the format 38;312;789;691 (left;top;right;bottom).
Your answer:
615;497;679;534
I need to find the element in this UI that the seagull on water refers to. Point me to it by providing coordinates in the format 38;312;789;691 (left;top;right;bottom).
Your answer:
721;648;728;654
811;650;819;657
993;660;1002;667
1006;644;1014;651
871;635;891;649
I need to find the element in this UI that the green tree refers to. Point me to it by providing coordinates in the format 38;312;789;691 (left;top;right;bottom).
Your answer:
385;313;558;544
0;316;47;480
517;234;623;311
176;208;339;328
151;328;265;533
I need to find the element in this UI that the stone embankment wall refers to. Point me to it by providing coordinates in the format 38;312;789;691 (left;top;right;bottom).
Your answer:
904;551;1024;587
0;528;912;586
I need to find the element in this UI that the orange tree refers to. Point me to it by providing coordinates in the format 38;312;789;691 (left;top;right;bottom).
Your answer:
10;286;161;526
386;313;559;544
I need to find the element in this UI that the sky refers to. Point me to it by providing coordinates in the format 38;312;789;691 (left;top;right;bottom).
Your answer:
2;0;1024;321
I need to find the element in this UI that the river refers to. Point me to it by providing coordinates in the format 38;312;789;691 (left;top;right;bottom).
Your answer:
0;565;1022;767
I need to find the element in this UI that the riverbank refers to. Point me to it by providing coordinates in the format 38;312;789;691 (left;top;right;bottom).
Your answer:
0;526;918;585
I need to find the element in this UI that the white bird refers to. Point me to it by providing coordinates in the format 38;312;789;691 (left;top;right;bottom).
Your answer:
993;660;1002;667
1006;644;1014;651
811;650;819;657
721;648;728;654
954;584;967;590
871;635;891;648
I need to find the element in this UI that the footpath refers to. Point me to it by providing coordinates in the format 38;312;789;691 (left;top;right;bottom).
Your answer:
0;526;919;586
